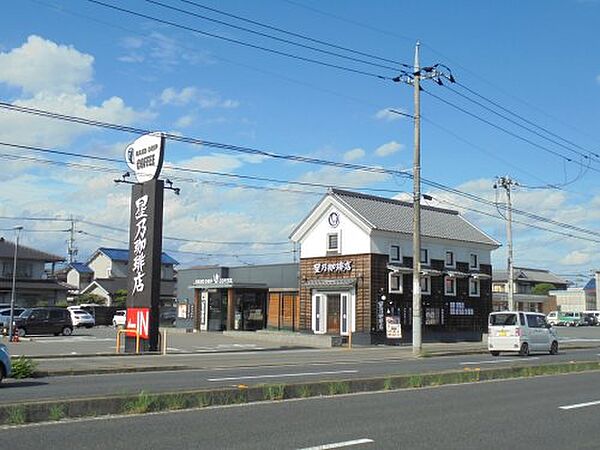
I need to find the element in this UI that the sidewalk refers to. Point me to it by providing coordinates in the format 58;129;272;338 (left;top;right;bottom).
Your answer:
26;339;600;377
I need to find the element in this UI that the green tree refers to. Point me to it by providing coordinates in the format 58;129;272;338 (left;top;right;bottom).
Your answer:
75;293;106;305
112;289;128;308
532;283;556;296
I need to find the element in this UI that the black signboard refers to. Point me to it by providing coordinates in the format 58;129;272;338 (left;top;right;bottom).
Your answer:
125;178;164;352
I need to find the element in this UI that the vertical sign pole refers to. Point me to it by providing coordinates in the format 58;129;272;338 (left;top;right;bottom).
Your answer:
124;179;164;352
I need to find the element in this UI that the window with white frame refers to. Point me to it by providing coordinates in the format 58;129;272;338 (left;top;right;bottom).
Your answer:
389;273;402;293
389;245;401;262
327;233;339;252
445;251;455;268
469;253;479;269
469;278;480;297
420;276;430;295
420;248;429;265
445;277;456;296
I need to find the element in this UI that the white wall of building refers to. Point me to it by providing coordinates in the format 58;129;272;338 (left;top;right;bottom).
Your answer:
300;205;371;258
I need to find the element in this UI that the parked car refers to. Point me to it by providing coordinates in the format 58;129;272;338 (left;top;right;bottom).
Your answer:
112;310;126;328
68;308;95;328
584;311;600;326
8;307;73;337
546;311;584;326
582;313;598;327
488;311;559;356
0;308;26;329
0;343;10;384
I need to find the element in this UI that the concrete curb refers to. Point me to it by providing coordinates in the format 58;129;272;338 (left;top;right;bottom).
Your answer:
2;360;600;426
31;365;191;378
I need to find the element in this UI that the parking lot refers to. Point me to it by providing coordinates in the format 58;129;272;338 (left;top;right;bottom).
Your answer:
1;326;296;357
3;323;600;357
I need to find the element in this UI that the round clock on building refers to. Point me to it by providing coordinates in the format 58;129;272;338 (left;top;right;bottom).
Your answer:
328;212;340;228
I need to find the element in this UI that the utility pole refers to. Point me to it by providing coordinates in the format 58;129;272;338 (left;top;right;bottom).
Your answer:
67;215;78;264
392;43;455;356
8;225;23;341
411;42;422;356
495;176;518;311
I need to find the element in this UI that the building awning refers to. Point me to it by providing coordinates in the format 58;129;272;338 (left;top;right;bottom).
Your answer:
470;272;492;280
445;270;470;279
303;278;357;289
190;282;267;290
387;263;413;274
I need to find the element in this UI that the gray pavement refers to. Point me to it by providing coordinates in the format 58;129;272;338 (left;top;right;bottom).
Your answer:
2;344;600;405
4;324;600;358
3;370;600;449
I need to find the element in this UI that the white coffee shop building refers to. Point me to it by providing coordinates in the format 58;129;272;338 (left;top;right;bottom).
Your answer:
290;188;500;345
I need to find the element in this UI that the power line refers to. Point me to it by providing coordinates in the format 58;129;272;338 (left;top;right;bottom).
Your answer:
423;88;600;175
442;83;600;163
4;142;600;249
177;0;407;67
84;0;392;80
143;0;406;72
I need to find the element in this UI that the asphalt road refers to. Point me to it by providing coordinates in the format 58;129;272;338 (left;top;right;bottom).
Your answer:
2;346;600;404
2;371;600;449
5;325;600;356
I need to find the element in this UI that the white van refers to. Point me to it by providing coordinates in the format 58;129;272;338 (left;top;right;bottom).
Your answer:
488;311;559;356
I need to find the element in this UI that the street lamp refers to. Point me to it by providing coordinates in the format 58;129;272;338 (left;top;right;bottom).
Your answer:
8;226;23;341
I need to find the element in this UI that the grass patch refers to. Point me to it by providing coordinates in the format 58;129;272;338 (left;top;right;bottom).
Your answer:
10;356;37;379
327;381;350;396
6;406;26;425
383;377;394;390
123;391;158;415
48;404;66;421
263;384;286;401
298;385;312;398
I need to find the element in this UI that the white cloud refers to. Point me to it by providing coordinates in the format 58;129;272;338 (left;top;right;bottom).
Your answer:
343;148;365;161
375;107;406;122
0;36;150;147
175;114;195;128
561;250;592;266
0;35;93;95
159;87;239;109
298;166;389;189
596;74;600;84
375;141;403;157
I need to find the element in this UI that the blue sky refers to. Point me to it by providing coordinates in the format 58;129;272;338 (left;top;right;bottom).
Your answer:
1;0;600;284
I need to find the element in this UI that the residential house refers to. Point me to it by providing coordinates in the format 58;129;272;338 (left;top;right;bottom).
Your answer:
290;188;501;344
492;267;567;313
0;237;68;306
549;274;599;312
71;248;178;306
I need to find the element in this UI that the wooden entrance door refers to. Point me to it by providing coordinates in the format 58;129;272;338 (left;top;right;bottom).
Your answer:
327;294;341;334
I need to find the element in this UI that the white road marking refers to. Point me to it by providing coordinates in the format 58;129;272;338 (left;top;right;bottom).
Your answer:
559;400;600;410
460;357;539;365
208;369;358;382
298;438;374;449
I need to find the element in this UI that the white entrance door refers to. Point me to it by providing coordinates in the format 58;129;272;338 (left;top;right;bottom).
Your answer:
341;293;349;336
312;294;326;334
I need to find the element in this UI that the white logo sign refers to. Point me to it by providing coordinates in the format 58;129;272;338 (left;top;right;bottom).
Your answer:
313;261;353;274
125;132;165;183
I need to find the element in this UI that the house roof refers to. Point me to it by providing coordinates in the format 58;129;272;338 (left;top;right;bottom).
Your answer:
493;267;567;285
69;262;93;274
584;278;595;291
81;278;176;297
95;248;178;265
0;237;63;262
296;189;499;247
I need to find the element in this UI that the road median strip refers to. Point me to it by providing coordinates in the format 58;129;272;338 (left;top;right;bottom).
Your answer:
2;360;600;426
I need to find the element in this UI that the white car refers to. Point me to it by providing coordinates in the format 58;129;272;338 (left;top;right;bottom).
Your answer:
112;310;126;328
69;309;95;328
488;311;559;356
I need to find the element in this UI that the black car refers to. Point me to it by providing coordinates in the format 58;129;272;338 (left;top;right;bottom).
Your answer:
9;307;73;337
